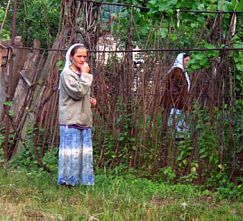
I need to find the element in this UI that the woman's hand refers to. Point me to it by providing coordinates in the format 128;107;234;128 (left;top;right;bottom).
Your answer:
82;62;90;73
90;97;97;107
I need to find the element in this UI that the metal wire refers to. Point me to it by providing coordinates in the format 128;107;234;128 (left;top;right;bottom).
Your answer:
4;46;243;53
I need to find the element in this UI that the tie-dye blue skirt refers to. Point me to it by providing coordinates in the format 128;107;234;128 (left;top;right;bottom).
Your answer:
57;126;94;186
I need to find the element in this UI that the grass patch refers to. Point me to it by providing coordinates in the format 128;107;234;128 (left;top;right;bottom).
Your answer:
0;167;242;221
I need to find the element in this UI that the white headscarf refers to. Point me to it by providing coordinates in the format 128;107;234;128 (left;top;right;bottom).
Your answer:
59;43;85;90
64;43;85;70
168;53;191;92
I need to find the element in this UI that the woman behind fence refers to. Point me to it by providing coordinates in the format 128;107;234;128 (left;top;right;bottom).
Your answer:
58;43;96;186
161;52;190;139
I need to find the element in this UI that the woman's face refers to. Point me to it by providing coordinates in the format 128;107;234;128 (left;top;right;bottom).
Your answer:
183;56;190;67
71;48;87;71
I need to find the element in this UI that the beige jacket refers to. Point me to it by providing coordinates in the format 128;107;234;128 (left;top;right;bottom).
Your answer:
59;67;93;127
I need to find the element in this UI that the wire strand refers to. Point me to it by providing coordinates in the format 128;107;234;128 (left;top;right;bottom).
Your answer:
5;46;243;53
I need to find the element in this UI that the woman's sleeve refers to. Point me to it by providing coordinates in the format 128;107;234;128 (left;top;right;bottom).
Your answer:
61;71;93;100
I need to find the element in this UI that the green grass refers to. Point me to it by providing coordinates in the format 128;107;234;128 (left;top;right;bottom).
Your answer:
0;167;242;221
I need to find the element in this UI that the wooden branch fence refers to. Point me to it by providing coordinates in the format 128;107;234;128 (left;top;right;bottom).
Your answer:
0;0;242;183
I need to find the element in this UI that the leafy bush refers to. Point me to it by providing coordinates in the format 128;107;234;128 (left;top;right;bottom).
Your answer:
0;7;10;40
0;0;60;47
42;147;58;174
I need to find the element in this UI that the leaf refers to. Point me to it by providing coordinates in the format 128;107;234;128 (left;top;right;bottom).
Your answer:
169;34;177;42
160;28;168;38
0;9;4;21
159;4;169;12
236;64;243;71
3;101;12;107
200;154;208;159
234;43;243;49
199;58;208;66
56;60;64;71
190;64;201;71
141;26;149;36
204;43;215;49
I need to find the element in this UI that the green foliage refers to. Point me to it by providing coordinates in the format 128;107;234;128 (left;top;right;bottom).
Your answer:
0;166;242;220
234;100;243;154
0;0;60;47
2;101;14;117
0;28;10;41
172;103;226;184
0;7;4;20
193;105;219;158
2;101;12;107
155;166;177;183
197;125;218;161
0;7;10;40
176;139;193;169
8;126;40;173
0;0;242;198
205;172;243;201
188;43;219;71
232;37;243;97
0;133;4;165
148;0;177;15
56;60;65;72
9;144;39;171
94;97;137;168
109;0;242;59
0;132;4;145
42;147;58;174
7;129;59;180
17;0;60;47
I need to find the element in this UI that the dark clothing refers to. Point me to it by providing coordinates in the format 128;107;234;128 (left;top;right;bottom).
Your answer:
161;67;190;112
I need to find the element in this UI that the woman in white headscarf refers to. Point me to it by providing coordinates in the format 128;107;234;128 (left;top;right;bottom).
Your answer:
161;53;190;138
58;43;96;186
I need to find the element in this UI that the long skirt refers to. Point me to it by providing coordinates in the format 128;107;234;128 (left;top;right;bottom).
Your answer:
168;108;188;133
57;126;94;186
